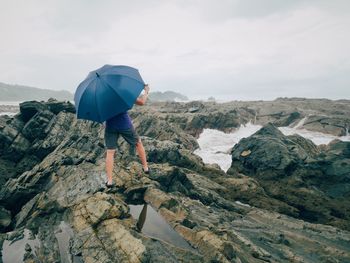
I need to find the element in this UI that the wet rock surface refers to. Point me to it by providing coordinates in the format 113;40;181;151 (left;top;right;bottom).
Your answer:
0;99;349;262
227;123;350;230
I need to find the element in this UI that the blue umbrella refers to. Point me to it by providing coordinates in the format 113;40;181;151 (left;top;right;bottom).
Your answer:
74;65;145;122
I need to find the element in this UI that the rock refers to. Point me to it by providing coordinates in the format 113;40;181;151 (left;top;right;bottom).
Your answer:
72;192;128;230
313;140;350;199
228;123;318;178
0;116;24;157
14;192;61;228
124;184;153;204
21;110;55;141
260;111;302;127
140;237;204;262
240;150;251;157
0;129;105;214
214;175;298;217
228;123;350;230
46;98;76;114
5;133;31;161
29;111;76;159
19;101;48;122
142;137;204;171
185;111;242;135
304;115;348;136
96;219;146;262
0;206;11;231
1;98;350;262
132;113;198;150
0;167;54;214
275;111;301;126
0;158;18;186
24;243;32;251
188;107;200;113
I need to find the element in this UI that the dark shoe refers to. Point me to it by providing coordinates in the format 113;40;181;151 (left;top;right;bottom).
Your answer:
142;167;150;175
105;181;115;188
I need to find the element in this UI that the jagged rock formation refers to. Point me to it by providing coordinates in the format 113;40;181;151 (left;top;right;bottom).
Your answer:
2;98;349;136
227;123;350;230
235;98;350;136
0;99;349;262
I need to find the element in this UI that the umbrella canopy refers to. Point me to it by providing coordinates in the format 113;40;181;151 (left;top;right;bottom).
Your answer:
74;65;145;122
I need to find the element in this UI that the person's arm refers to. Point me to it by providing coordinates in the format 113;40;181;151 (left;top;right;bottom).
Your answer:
135;84;150;106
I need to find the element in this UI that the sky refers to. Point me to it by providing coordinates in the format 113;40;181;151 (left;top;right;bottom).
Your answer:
0;0;349;101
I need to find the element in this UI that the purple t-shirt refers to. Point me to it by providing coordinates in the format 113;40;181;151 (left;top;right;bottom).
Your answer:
106;112;132;131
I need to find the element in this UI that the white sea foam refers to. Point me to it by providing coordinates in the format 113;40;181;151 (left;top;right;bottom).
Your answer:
0;112;16;116
0;101;22;106
194;122;262;172
195;120;350;172
0;101;20;116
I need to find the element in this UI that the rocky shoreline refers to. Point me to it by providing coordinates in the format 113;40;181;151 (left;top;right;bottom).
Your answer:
0;98;349;262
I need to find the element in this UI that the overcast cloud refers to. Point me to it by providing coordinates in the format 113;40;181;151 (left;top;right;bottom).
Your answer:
0;0;349;100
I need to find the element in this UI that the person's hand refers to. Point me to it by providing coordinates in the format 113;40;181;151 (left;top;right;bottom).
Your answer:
144;84;150;94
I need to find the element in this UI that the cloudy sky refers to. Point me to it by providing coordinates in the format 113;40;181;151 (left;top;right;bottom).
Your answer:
1;0;349;100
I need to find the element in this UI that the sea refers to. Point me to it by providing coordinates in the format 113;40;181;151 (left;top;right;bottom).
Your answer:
0;101;21;116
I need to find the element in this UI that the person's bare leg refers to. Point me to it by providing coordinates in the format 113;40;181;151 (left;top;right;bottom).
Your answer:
136;204;147;231
136;139;148;171
106;149;116;184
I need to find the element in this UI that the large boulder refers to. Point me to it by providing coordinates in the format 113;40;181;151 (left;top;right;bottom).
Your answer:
19;101;48;122
185;110;241;132
228;123;319;178
303;115;349;136
227;123;350;230
72;192;128;229
312;140;350;199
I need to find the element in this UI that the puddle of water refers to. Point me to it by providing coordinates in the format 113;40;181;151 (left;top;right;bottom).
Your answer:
2;229;40;263
55;221;73;262
2;221;83;263
55;221;83;263
129;204;193;251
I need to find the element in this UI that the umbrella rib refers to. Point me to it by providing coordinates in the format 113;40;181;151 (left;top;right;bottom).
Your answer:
105;75;144;107
103;79;130;110
74;77;96;109
96;65;144;84
94;80;102;122
75;82;91;118
102;74;144;86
